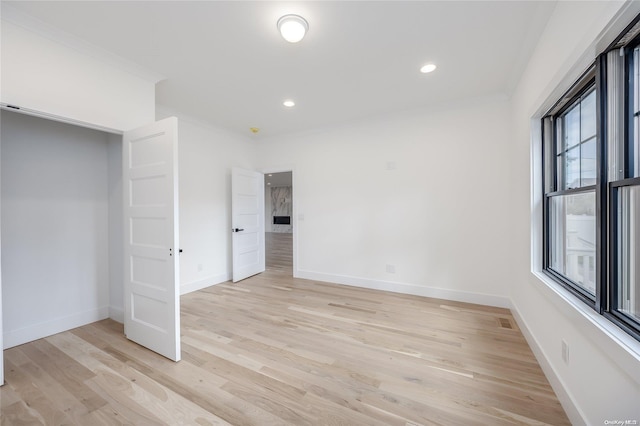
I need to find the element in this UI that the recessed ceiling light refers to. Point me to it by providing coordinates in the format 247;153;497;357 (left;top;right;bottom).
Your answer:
277;14;308;43
268;174;273;177
283;100;295;108
420;63;437;74
267;182;271;185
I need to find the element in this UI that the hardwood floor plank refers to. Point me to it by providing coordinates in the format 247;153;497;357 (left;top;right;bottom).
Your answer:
65;330;232;426
14;359;91;423
1;240;569;425
0;379;21;410
76;405;135;426
76;323;290;426
19;340;106;413
84;375;166;426
265;232;293;274
219;380;315;426
3;358;71;425
1;401;44;426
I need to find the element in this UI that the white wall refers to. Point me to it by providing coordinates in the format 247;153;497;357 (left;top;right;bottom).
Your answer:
0;17;155;132
1;110;111;348
107;135;124;322
255;96;512;307
156;107;254;294
510;1;640;423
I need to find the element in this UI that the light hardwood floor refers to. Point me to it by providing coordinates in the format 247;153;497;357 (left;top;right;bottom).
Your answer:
1;241;569;425
265;232;293;274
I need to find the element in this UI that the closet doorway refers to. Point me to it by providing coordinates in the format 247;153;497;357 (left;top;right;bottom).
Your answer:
264;172;293;275
1;109;181;364
1;110;118;352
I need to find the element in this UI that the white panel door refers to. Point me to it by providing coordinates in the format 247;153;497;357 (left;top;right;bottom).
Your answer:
232;168;265;282
123;117;180;361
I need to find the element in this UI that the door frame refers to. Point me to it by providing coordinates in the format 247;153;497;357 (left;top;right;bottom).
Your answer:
261;166;297;277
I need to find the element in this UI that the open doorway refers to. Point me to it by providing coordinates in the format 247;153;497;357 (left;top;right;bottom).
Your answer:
264;171;293;275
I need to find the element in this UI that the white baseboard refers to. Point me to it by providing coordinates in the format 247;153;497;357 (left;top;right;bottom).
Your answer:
181;273;231;295
3;306;109;349
109;306;124;324
296;269;511;308
510;303;584;425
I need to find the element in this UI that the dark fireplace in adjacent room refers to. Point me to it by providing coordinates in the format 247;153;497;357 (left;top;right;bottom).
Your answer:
273;215;291;225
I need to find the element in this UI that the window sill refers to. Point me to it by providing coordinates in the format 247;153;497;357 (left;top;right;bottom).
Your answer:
531;270;640;385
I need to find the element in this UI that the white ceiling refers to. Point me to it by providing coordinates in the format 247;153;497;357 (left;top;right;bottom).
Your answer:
4;1;556;138
266;171;292;187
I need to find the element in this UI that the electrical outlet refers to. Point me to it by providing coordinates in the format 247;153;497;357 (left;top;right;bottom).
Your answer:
561;339;569;364
386;264;396;274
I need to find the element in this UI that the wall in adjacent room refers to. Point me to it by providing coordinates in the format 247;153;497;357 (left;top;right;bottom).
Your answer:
267;186;293;233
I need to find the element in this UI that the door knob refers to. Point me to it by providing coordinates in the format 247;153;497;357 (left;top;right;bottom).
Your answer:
232;228;245;232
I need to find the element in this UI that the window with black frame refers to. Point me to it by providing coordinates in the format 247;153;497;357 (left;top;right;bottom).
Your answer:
541;18;640;342
608;39;640;336
543;76;598;302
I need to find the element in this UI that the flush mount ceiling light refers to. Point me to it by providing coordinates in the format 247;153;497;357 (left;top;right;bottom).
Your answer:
420;63;437;74
283;99;296;107
277;14;308;43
